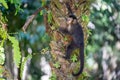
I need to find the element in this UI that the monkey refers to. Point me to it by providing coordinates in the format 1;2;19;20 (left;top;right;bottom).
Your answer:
59;14;84;76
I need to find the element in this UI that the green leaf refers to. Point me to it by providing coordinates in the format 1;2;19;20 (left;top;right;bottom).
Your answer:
0;0;8;9
47;11;52;23
9;0;22;15
8;36;21;68
9;0;13;3
71;54;77;62
0;78;5;80
50;72;57;80
0;28;7;46
0;46;5;65
87;29;92;35
64;37;68;41
53;62;60;68
41;0;46;6
82;14;89;22
40;10;43;15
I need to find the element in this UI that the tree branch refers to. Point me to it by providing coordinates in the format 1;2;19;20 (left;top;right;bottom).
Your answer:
22;5;48;32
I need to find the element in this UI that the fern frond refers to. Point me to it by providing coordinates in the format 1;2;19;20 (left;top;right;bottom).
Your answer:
8;36;21;68
20;54;32;78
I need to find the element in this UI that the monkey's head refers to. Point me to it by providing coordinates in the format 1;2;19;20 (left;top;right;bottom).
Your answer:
67;14;77;24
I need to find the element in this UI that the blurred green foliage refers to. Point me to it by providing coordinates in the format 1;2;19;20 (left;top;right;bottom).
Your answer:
87;0;118;53
86;0;120;79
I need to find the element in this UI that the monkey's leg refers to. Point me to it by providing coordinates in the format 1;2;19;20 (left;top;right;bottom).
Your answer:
64;41;76;59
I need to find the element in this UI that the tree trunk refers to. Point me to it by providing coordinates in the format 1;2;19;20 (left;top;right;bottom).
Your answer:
44;0;92;79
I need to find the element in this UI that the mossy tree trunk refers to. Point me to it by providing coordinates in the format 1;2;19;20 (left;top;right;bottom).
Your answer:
44;0;92;80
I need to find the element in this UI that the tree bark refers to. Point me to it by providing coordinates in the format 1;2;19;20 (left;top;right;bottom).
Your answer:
45;0;91;79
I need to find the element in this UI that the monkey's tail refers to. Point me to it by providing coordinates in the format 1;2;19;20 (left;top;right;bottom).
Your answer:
72;45;84;76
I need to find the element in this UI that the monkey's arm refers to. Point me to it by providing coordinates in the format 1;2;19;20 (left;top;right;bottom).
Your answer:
59;27;69;34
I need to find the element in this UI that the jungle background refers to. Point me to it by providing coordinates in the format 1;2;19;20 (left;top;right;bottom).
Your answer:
0;0;120;80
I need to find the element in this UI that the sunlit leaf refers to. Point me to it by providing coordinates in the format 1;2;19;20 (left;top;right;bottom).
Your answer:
82;14;89;22
41;0;46;6
40;10;43;15
47;11;52;23
71;54;77;62
0;0;8;9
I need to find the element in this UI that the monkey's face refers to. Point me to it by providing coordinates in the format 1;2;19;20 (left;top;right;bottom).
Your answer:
67;17;73;25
